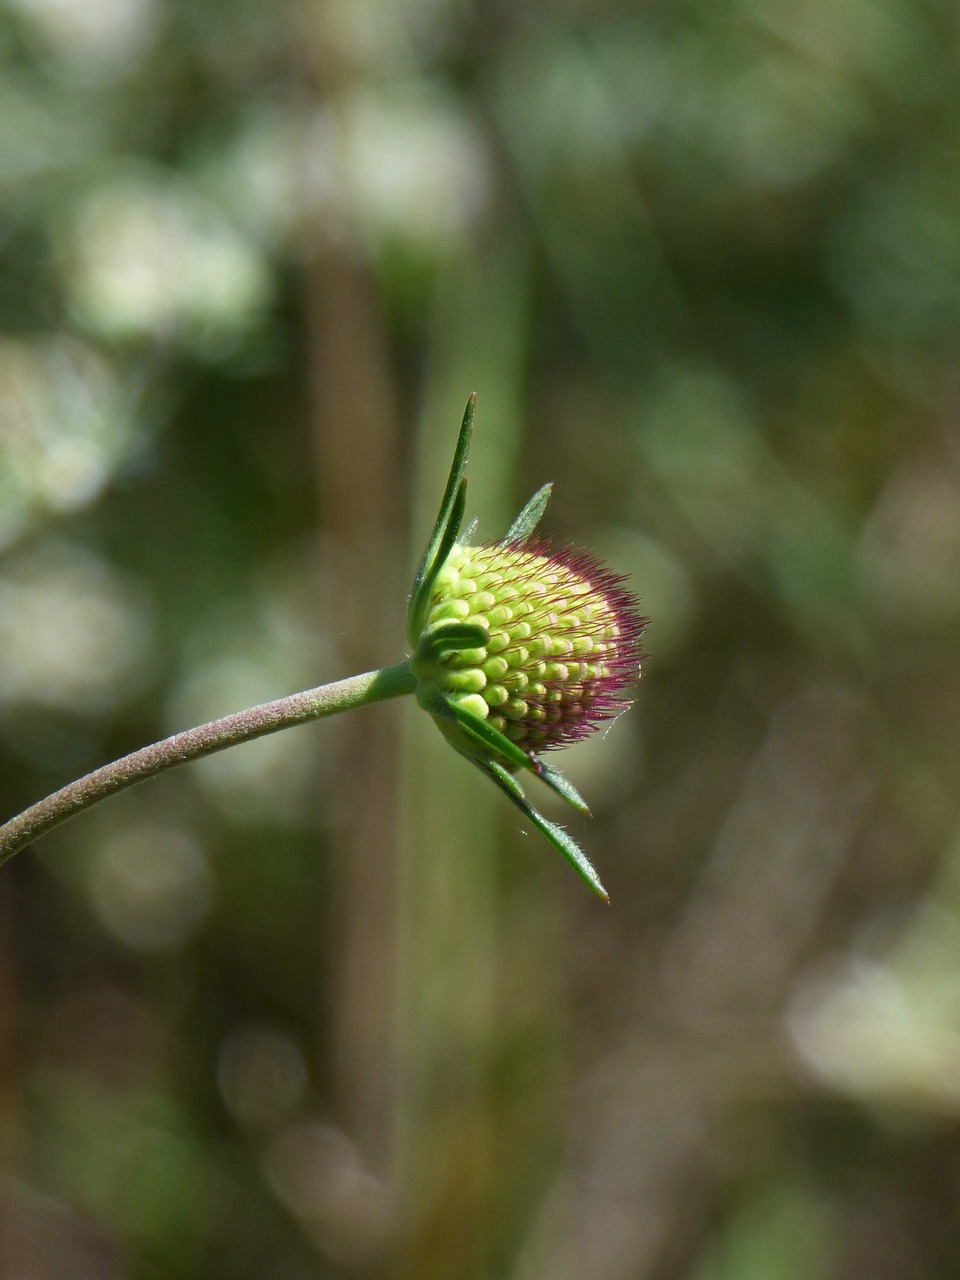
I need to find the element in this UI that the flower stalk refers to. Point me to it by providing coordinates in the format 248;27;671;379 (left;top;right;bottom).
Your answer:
0;662;416;864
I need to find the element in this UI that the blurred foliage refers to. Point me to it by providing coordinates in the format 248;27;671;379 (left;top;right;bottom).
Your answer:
2;0;960;1276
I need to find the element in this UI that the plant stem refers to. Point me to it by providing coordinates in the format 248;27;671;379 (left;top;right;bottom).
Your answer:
0;660;417;865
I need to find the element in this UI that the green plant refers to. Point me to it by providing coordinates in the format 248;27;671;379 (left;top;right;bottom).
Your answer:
0;397;645;898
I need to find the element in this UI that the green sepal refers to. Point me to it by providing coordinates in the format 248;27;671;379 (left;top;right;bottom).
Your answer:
530;755;591;814
481;760;609;902
504;483;552;544
441;698;531;771
415;619;489;662
407;394;476;646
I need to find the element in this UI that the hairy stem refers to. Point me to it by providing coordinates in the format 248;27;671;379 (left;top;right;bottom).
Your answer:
0;660;417;865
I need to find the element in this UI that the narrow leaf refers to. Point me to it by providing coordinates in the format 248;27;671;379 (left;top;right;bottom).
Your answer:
459;517;479;545
504;483;552;544
482;761;609;901
407;394;476;644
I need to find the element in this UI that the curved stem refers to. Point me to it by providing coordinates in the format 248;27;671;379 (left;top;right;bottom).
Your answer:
0;660;416;865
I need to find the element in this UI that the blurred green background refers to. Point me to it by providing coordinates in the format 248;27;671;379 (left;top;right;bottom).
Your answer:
2;0;960;1276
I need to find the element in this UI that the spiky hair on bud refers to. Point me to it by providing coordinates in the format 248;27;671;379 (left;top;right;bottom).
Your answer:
407;394;648;902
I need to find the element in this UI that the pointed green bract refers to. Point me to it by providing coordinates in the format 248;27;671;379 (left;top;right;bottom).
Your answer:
408;478;466;645
504;483;552;544
407;394;476;646
482;761;609;901
442;698;531;771
422;688;590;814
530;756;591;814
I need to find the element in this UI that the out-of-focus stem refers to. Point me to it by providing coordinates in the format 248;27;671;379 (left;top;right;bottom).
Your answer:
0;661;416;864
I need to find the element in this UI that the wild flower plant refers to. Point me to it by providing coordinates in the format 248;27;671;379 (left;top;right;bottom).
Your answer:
0;396;646;898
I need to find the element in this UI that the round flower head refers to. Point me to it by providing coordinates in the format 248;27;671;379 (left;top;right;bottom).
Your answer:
416;540;645;757
406;394;648;901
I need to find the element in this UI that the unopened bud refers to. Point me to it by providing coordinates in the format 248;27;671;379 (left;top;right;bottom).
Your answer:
414;540;645;755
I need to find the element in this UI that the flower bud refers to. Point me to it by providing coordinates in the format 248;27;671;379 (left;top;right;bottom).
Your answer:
413;539;645;756
406;393;648;900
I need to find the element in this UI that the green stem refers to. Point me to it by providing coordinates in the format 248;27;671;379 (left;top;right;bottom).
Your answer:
0;660;416;865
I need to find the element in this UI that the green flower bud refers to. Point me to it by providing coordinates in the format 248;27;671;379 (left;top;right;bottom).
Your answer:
406;393;648;900
413;541;645;758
